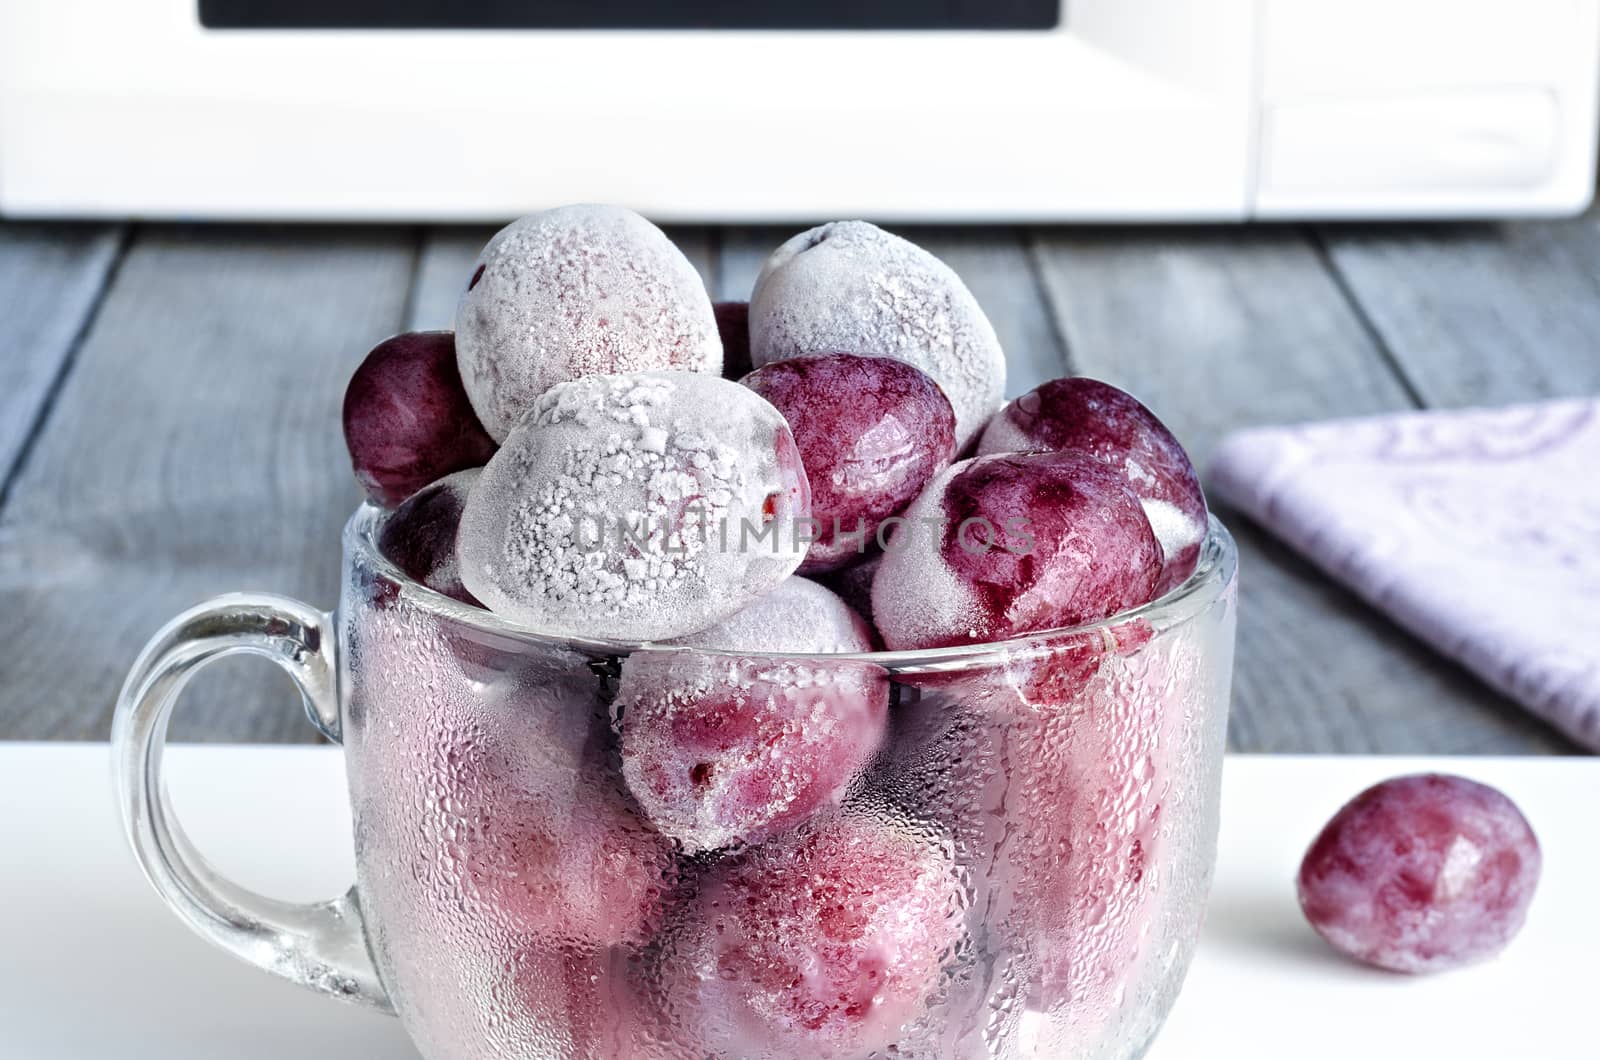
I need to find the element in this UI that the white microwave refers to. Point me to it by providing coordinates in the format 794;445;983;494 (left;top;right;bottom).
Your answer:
1;0;1596;221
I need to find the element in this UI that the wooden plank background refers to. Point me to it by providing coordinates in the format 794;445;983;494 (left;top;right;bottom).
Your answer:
0;219;1587;752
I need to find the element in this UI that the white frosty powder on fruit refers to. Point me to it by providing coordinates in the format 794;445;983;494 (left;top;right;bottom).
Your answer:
612;576;886;852
1140;497;1205;574
457;371;809;642
749;221;1005;449
973;409;1036;458
870;461;984;650
616;654;884;852
674;577;874;654
455;204;721;441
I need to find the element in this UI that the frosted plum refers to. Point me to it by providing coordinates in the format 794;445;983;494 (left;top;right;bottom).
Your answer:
615;578;886;851
743;353;957;573
665;811;965;1058
670;574;875;655
434;671;675;948
871;451;1163;651
377;469;481;605
1298;774;1541;973
455;205;721;441
342;331;498;507
750;221;1005;449
457;372;811;641
978;378;1206;593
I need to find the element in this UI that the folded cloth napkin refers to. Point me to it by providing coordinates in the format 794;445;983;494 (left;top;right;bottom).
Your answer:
1209;398;1600;751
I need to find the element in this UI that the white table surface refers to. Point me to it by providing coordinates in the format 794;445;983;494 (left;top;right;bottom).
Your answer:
1;745;1593;1059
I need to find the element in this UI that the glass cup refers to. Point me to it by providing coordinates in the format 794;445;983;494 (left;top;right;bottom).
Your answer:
113;503;1237;1060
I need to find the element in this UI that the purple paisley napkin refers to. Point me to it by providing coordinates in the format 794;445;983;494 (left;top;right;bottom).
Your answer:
1208;399;1600;751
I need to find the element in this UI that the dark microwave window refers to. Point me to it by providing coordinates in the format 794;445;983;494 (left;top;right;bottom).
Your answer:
199;1;1060;30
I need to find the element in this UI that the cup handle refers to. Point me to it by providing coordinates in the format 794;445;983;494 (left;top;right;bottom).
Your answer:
111;592;393;1013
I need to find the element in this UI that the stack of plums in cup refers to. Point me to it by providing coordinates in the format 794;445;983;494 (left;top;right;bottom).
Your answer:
340;206;1537;1060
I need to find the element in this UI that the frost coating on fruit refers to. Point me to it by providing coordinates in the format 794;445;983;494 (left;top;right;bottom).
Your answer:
455;205;721;441
347;610;676;953
457;372;811;641
978;378;1206;593
616;655;889;853
377;468;481;605
616;579;886;851
672;575;875;655
743;353;958;573
431;671;676;949
665;811;966;1057
750;221;1005;449
342;331;498;507
871;452;1164;651
1298;773;1542;974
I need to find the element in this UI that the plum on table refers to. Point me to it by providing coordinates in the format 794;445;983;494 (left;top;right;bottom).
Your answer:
1298;773;1541;973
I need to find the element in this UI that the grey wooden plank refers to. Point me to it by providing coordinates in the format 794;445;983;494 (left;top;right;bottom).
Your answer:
717;226;1068;394
0;223;125;488
0;226;414;742
916;228;1067;397
407;226;491;331
1031;226;1575;755
1029;229;1419;458
1318;217;1600;407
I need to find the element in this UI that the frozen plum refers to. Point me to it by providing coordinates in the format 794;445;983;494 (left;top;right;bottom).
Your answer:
1298;774;1541;973
616;656;888;853
435;671;676;948
715;300;753;380
750;221;1005;449
671;575;875;655
871;452;1163;651
377;469;481;605
616;579;886;851
743;353;958;573
666;811;965;1057
457;371;811;642
455;205;722;441
342;331;498;508
978;378;1206;593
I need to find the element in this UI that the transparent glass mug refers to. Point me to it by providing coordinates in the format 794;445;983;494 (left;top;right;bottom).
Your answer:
113;504;1237;1060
